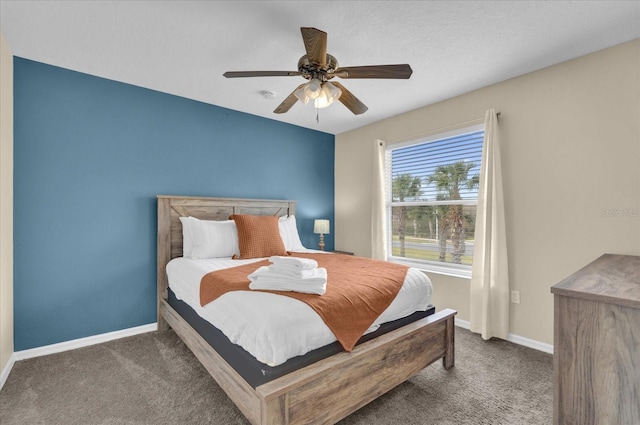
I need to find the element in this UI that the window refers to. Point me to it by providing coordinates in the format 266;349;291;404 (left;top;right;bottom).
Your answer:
386;125;484;278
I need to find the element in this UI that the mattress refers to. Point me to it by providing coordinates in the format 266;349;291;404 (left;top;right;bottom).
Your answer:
166;250;433;367
168;288;435;388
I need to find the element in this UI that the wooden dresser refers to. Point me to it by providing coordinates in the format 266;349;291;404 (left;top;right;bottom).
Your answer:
551;254;640;425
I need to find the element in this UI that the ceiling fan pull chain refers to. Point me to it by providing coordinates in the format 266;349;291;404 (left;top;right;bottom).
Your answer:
316;108;320;124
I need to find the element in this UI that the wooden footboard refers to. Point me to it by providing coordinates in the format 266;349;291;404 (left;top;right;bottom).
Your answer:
256;308;456;425
156;195;457;425
161;299;455;425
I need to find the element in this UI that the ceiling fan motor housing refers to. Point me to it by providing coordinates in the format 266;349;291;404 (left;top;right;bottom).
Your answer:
298;54;338;81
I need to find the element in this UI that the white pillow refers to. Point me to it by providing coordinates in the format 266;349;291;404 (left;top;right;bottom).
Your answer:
179;216;194;258
183;217;240;258
278;215;306;251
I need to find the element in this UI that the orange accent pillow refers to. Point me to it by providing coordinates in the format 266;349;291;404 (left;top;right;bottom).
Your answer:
230;214;288;259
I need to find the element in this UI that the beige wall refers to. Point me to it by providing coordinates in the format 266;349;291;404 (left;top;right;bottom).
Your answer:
335;39;640;345
0;32;14;372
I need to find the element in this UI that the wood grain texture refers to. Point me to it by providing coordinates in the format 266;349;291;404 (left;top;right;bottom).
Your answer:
331;81;368;115
444;312;455;370
223;71;301;78
257;310;455;425
552;254;640;425
156;197;171;331
156;195;457;425
551;253;640;308
300;27;327;67
157;195;295;260
334;64;413;79
274;84;306;114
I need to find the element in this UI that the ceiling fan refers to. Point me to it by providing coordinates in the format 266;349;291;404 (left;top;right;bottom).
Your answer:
223;27;412;115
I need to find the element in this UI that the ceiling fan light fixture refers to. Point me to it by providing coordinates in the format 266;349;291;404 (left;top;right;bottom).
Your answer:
294;85;309;104
304;78;322;99
314;82;342;109
324;81;341;101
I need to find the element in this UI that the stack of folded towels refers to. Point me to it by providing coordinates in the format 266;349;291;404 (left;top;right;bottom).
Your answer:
248;256;327;295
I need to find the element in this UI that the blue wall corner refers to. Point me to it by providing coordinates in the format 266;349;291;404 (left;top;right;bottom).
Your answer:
13;57;335;350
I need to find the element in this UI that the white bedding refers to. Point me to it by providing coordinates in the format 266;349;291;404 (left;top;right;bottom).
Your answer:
166;249;433;366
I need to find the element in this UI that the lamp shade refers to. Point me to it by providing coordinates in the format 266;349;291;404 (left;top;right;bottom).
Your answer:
294;85;309;104
304;78;322;99
313;219;330;235
294;80;342;109
314;82;342;109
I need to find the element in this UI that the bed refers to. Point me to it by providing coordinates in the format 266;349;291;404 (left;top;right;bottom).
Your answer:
157;195;457;425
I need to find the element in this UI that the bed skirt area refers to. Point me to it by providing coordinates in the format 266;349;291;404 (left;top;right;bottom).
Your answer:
168;289;436;388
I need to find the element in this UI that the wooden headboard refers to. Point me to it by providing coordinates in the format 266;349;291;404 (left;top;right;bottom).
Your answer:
156;195;296;323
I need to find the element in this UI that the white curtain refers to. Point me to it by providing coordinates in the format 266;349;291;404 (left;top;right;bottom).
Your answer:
469;109;509;340
371;139;387;260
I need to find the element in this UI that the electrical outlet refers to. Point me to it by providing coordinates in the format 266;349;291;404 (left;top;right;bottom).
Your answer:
511;290;521;304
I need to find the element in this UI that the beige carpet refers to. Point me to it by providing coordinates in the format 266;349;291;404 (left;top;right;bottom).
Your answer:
0;327;552;424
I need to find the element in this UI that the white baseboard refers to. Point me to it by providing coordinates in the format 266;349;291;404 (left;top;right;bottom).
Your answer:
0;354;16;390
13;323;158;361
455;317;471;329
455;318;554;354
0;322;157;390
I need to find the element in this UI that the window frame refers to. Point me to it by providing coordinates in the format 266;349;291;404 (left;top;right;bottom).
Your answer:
385;123;484;279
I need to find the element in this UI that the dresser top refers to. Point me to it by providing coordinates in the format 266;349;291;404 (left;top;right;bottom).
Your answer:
551;254;640;309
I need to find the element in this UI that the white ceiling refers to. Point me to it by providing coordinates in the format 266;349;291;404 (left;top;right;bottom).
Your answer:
1;1;639;135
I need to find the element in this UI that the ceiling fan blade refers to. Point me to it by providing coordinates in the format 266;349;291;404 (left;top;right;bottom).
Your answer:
334;64;413;79
274;84;305;114
301;27;327;67
223;71;301;78
331;82;368;115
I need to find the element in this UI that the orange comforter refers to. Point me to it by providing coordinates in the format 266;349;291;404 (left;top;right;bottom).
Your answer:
199;253;409;351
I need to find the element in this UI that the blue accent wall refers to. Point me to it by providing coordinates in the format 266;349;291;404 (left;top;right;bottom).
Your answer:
13;57;335;350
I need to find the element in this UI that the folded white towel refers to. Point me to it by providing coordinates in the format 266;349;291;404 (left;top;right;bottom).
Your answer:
248;266;328;285
269;256;318;271
249;280;326;295
266;265;319;279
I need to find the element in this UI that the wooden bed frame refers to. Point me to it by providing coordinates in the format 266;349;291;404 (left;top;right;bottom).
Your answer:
157;195;457;425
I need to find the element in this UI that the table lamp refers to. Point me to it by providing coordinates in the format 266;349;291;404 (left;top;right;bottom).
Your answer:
313;219;330;251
